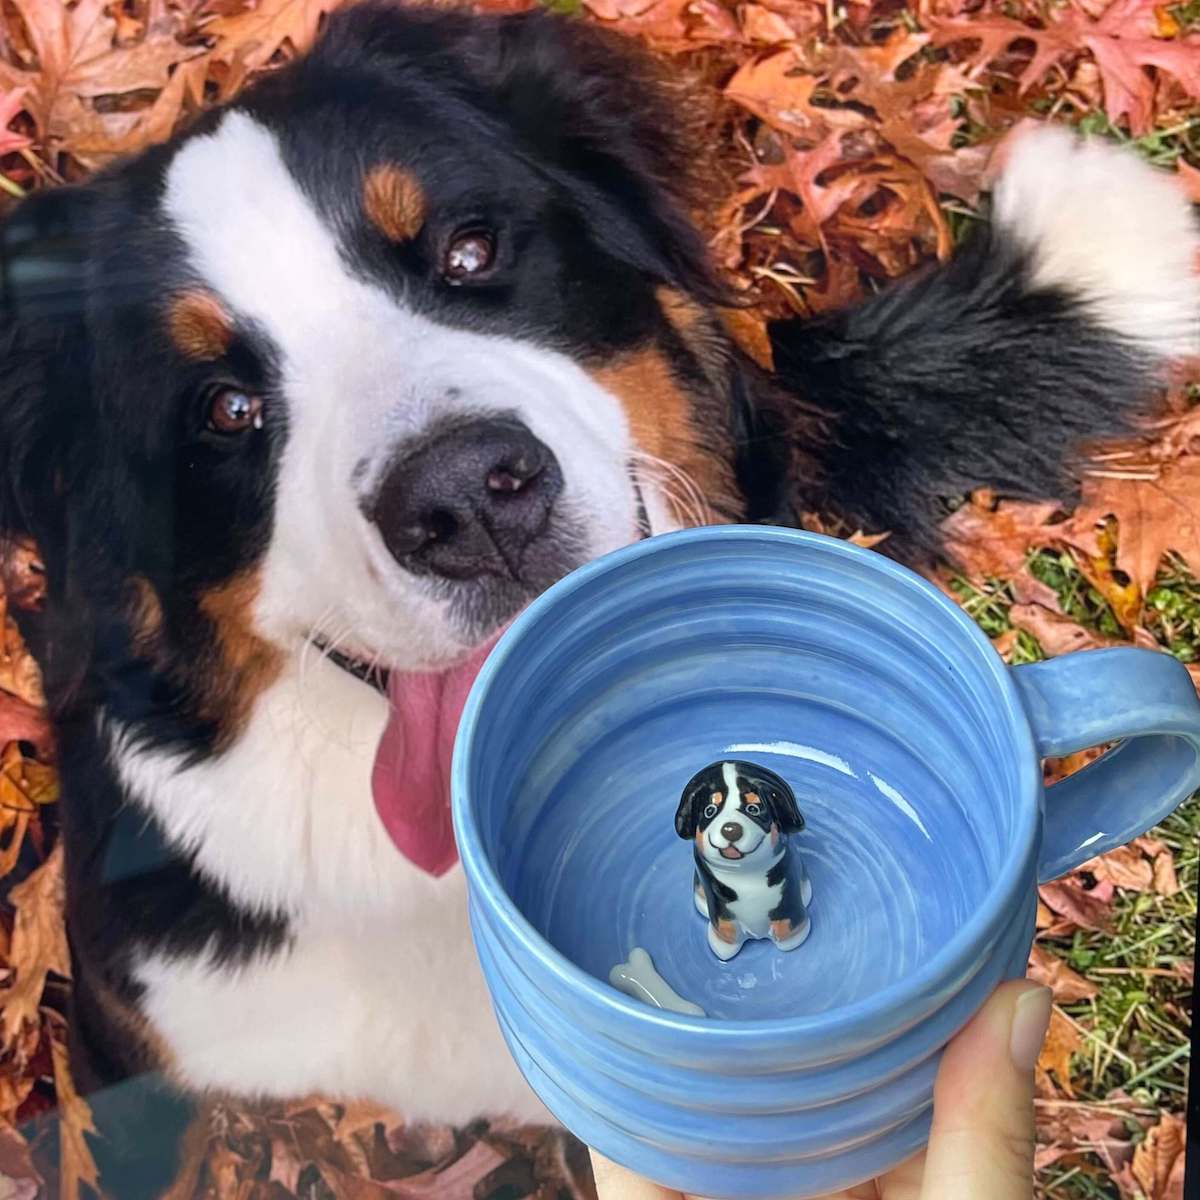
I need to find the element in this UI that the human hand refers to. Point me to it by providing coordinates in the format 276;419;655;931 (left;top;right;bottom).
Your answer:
590;979;1052;1200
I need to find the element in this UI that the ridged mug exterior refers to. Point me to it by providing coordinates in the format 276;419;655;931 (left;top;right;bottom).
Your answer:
453;527;1200;1199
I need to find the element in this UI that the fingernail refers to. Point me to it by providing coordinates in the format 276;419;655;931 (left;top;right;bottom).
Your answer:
1009;986;1053;1072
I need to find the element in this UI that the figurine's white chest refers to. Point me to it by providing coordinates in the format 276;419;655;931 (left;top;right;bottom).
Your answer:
710;860;783;936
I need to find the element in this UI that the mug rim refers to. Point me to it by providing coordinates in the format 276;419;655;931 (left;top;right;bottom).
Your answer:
452;525;1042;1040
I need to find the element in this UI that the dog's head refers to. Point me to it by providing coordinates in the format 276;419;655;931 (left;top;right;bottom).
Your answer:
0;4;779;758
676;760;804;868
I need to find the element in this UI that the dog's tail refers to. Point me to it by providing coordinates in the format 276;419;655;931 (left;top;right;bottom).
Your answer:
764;125;1200;563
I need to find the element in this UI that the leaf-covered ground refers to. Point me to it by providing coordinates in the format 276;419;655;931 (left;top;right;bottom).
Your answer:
0;0;1197;1195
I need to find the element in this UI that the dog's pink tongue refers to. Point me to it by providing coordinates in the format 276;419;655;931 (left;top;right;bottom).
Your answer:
372;641;496;877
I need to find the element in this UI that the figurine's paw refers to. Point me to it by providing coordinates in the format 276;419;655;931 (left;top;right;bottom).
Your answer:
771;915;812;951
693;884;709;917
707;920;744;962
800;876;813;907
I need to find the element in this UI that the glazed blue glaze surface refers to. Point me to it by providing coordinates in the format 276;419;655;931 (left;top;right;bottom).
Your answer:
452;527;1200;1199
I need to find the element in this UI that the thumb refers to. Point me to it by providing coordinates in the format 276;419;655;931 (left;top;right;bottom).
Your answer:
589;1151;682;1200
920;980;1051;1200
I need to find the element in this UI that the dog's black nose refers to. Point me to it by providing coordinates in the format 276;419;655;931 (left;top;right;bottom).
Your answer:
720;821;743;842
368;417;563;580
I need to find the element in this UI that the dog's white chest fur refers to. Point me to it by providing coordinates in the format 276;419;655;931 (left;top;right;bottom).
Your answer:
107;655;547;1125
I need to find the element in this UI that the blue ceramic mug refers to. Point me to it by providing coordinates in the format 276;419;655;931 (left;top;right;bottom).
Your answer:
452;526;1200;1199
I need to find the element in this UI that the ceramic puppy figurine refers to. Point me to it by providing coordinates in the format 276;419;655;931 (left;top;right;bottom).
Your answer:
675;760;812;961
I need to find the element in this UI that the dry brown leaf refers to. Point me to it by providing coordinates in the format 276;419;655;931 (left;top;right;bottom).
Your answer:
1010;603;1118;657
931;0;1200;134
941;494;1061;580
0;694;50;764
1028;943;1099;1003
1125;1112;1187;1200
1038;877;1115;932
739;5;802;43
205;0;364;91
1;844;69;1045
1084;844;1155;892
386;1140;507;1199
0;1124;40;1192
0;87;31;156
1151;850;1180;896
4;0;201;159
1035;1101;1136;1175
1037;1006;1081;1098
0;599;45;712
724;51;827;139
1067;457;1200;597
50;1029;99;1200
0;742;57;812
0;536;46;613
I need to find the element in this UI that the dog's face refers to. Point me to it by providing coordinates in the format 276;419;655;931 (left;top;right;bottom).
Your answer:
0;5;763;747
676;760;804;869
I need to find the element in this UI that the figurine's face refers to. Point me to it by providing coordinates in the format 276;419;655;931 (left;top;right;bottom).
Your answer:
695;762;781;868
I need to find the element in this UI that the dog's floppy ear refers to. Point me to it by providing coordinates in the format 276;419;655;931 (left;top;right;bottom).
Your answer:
675;765;718;840
738;761;805;834
472;12;719;296
0;183;96;547
315;4;721;300
1;183;100;708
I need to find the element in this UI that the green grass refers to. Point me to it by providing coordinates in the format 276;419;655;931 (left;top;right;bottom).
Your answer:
1027;550;1124;639
1147;554;1200;664
950;551;1199;1199
1073;109;1200;170
1036;798;1197;1200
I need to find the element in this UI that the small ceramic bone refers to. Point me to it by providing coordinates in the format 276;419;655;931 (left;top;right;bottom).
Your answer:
676;760;812;962
609;947;706;1016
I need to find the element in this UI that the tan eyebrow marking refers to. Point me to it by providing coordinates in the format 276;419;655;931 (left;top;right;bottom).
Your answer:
363;164;427;243
168;290;234;361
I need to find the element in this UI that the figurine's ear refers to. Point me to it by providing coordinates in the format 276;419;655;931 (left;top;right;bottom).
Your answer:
771;780;805;834
675;770;710;839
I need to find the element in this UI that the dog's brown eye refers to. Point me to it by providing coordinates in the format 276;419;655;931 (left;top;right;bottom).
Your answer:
745;803;762;816
442;229;495;283
208;388;263;435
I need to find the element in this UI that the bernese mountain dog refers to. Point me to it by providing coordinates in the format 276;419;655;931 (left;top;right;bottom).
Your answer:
0;2;1197;1192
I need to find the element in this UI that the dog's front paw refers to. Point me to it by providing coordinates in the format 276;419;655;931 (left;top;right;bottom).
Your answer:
770;915;812;951
707;919;745;961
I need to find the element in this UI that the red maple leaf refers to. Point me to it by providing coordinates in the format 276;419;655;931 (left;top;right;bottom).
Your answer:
931;0;1200;133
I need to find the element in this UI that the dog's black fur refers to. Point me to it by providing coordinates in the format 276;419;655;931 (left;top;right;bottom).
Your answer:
0;4;1187;1194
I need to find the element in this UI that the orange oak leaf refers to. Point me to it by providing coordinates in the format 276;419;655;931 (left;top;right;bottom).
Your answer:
584;0;738;50
1151;849;1180;895
1122;1113;1187;1200
931;0;1200;134
0;536;46;613
1027;944;1099;1003
0;87;31;156
3;0;202;158
0;598;44;714
1010;603;1119;656
1037;1006;1081;1097
941;495;1062;580
1;845;69;1046
1038;877;1115;932
50;1026;100;1200
724;51;829;139
203;0;344;96
1066;457;1200;597
1082;843;1154;891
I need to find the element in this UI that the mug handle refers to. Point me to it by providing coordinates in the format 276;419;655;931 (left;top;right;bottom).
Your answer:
1011;647;1200;882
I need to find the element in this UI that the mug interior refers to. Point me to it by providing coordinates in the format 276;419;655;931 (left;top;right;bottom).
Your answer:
464;530;1034;1021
